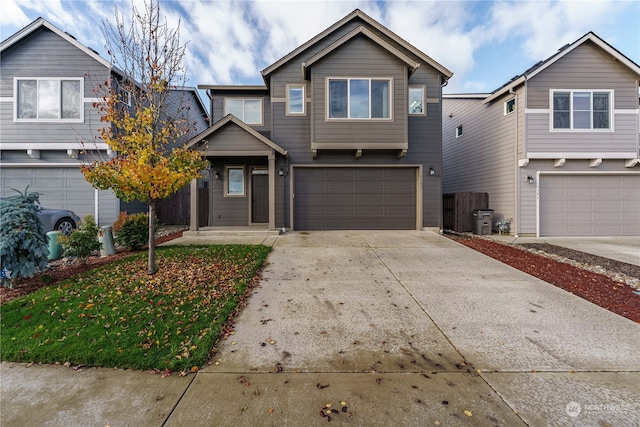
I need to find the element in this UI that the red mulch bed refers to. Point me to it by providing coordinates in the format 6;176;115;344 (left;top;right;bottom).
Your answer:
447;234;640;323
0;231;183;304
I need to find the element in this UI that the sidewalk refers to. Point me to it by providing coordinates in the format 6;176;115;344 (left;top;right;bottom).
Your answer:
2;231;639;426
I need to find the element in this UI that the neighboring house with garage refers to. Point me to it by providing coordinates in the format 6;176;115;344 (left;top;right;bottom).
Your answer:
187;9;452;231
0;18;209;226
442;32;640;237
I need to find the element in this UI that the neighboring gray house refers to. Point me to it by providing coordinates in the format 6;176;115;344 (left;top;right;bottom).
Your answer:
443;32;640;237
187;9;452;231
0;18;209;225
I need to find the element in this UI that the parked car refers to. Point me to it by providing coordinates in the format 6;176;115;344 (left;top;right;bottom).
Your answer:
0;197;81;236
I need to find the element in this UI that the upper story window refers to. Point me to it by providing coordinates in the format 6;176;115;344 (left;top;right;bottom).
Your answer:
328;78;391;120
287;84;305;115
551;90;612;130
225;98;263;125
408;85;425;115
15;77;83;122
504;98;516;115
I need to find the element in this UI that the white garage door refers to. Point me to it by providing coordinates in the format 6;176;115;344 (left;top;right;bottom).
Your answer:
540;174;640;236
0;167;119;225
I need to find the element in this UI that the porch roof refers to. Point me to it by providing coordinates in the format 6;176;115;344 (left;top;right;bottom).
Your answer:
186;114;288;157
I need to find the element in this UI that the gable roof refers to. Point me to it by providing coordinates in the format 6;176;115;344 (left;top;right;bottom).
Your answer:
186;114;288;156
1;17;113;69
484;31;640;104
301;26;420;79
261;9;452;84
168;86;210;123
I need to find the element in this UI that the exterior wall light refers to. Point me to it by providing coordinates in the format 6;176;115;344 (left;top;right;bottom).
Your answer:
214;172;221;180
429;167;435;176
527;175;535;184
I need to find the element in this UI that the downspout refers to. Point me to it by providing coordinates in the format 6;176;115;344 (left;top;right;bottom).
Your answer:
510;87;519;237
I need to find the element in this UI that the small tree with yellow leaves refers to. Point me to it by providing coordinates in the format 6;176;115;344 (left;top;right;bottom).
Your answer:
82;0;208;274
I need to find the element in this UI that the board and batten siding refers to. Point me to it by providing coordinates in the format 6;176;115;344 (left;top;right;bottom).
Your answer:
442;95;517;228
310;36;408;149
525;41;639;156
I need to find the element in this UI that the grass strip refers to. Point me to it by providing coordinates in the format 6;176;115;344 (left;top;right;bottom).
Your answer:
0;245;270;371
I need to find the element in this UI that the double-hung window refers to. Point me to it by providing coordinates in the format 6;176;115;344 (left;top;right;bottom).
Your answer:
551;90;612;130
328;78;391;119
225;98;263;125
15;77;83;121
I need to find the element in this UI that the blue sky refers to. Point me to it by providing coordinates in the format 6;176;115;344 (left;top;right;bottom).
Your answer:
2;0;639;95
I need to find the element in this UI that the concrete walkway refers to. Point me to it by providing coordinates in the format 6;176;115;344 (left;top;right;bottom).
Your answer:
2;231;639;426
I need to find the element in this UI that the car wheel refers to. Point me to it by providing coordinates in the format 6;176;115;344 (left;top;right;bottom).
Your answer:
55;218;76;236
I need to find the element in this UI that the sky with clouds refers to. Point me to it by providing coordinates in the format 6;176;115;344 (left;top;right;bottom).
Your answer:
1;0;638;95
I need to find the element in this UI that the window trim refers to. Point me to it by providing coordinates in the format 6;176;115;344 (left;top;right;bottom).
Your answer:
408;85;426;116
504;98;516;116
14;77;84;122
224;98;264;126
325;76;394;121
224;165;246;197
286;84;306;116
549;89;614;132
455;125;463;138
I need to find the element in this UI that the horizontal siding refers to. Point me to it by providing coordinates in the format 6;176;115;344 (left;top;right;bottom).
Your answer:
1;27;109;147
526;113;638;153
311;36;407;147
205;123;272;151
527;41;639;109
442;95;517;227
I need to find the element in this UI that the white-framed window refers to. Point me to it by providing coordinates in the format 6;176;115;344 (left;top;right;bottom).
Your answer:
551;89;612;130
504;98;516;115
224;165;245;197
224;98;263;125
455;125;463;138
408;85;425;115
327;77;392;120
286;84;305;115
14;77;83;122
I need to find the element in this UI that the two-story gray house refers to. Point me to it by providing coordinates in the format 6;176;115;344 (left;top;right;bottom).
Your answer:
0;18;209;226
187;9;452;231
443;32;640;237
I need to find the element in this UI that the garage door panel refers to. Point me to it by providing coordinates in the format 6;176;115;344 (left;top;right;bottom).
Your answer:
294;167;416;230
540;175;640;236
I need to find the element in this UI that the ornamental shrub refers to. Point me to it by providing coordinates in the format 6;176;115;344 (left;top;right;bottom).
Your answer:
113;212;154;250
0;188;49;287
58;215;102;263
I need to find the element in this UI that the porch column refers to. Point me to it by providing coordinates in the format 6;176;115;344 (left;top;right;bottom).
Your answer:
189;178;199;231
268;151;276;230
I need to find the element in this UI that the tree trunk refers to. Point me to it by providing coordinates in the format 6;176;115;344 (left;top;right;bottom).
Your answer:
148;200;157;275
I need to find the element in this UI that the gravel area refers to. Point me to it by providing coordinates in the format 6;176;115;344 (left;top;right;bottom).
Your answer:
517;243;640;290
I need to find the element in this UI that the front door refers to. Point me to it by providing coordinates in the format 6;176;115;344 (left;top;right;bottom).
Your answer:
251;171;269;223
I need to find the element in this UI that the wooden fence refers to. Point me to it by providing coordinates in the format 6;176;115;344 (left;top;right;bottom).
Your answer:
442;192;489;232
157;186;209;226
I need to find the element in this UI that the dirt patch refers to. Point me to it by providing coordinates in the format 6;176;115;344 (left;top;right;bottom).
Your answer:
447;234;640;323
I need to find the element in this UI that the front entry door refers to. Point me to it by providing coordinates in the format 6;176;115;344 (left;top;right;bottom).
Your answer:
251;171;269;223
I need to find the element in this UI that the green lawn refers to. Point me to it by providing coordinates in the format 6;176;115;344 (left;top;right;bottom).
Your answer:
0;245;270;372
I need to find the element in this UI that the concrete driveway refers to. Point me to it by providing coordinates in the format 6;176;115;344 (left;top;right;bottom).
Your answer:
2;231;639;426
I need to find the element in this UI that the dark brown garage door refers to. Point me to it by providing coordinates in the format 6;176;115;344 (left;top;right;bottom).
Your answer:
293;167;416;230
